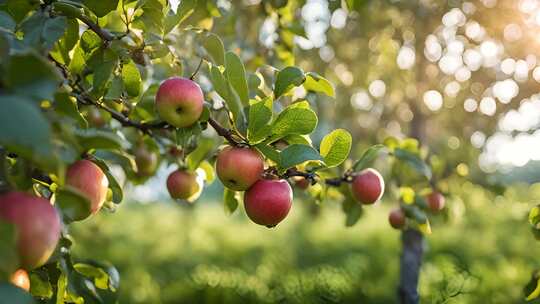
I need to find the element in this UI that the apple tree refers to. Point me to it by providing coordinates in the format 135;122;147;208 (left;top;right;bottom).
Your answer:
0;1;448;303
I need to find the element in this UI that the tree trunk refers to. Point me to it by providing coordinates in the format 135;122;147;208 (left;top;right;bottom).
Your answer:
397;229;424;304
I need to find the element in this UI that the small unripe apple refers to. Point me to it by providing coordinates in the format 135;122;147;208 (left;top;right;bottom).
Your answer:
216;146;264;191
155;77;204;128
388;208;406;229
10;269;30;291
166;170;200;200
426;191;445;212
66;160;109;214
350;168;385;205
134;146;158;176
244;179;293;227
0;192;61;270
293;176;309;190
86;108;106;127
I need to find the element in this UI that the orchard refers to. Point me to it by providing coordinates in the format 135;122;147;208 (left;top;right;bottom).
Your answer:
1;0;540;303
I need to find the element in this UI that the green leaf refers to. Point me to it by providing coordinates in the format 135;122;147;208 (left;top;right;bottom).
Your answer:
319;129;352;168
20;12;67;50
0;221;19;277
0;283;35;304
91;157;123;204
304;72;335;97
530;205;540;228
198;161;215;183
393;148;432;180
132;0;164;34
164;0;196;33
352;144;385;171
5;52;61;102
92;52;118;95
29;273;53;299
55;186;92;222
74;129;124;151
254;144;280;164
74;263;110;290
104;76;124;101
52;18;80;65
525;271;540;301
54;92;88;128
0;11;16;31
83;0;119;17
247;97;273;144
0;96;55;166
274;66;306;99
187;137;215;171
202;33;225;66
270;101;318;140
5;0;38;22
279;144;323;170
342;195;363;227
225;51;249;106
223;188;239;215
209;65;246;130
122;60;141;97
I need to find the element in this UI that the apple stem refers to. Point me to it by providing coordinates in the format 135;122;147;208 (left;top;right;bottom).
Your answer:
190;58;204;80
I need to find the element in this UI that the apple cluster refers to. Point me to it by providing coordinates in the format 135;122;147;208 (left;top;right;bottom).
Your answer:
0;159;111;290
388;191;445;230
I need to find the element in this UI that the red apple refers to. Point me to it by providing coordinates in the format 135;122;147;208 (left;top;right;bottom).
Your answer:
244;179;293;227
134;146;158;176
66;159;109;214
155;77;204;128
426;191;445;212
166;170;200;200
0;192;61;270
216;146;264;191
350;168;385;205
388;208;406;229
10;269;30;291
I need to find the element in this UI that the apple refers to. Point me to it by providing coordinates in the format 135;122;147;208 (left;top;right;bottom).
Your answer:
155;77;204;128
388;208;406;229
350;168;385;205
293;176;310;190
0;192;61;270
66;159;109;214
244;179;293;227
134;146;158;176
10;269;30;291
216;146;264;191
166;170;200;200
426;191;445;212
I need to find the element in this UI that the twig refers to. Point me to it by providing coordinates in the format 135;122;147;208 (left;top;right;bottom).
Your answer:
207;117;241;145
77;14;115;41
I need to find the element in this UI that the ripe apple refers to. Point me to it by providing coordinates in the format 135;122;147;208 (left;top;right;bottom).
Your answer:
216;146;264;191
350;168;385;204
10;269;30;291
0;192;61;270
166;170;200;200
244;179;293;227
66;159;109;214
426;191;445;212
388;208;406;229
155;77;204;128
134;146;158;176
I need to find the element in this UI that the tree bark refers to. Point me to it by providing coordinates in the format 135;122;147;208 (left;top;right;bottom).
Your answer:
397;229;424;304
